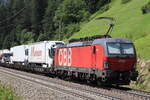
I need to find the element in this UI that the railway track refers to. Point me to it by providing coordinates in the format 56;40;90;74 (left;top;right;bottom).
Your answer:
0;65;150;100
0;66;120;100
127;89;150;98
109;87;150;99
107;87;150;100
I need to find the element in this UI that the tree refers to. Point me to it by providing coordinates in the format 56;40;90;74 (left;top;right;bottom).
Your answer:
0;4;11;44
84;0;111;13
3;35;13;49
23;0;31;30
53;0;90;40
43;0;58;40
37;33;49;42
31;0;48;39
12;0;25;29
20;29;35;44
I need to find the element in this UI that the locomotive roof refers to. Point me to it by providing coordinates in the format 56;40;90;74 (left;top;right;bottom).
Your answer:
93;38;132;44
61;38;133;48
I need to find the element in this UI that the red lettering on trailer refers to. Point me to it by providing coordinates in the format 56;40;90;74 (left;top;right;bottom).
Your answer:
31;47;42;56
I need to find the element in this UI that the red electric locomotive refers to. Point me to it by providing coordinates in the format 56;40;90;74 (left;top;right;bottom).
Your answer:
53;17;138;85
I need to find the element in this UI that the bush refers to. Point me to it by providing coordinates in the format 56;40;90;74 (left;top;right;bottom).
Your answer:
0;84;21;100
64;24;80;39
121;0;132;4
142;2;150;14
100;4;110;13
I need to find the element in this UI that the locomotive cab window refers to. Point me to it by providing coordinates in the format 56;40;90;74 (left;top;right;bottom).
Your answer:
121;43;134;55
107;43;121;55
107;43;135;55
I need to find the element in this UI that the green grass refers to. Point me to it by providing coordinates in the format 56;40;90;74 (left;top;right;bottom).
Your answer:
69;0;150;59
0;84;22;100
135;34;150;59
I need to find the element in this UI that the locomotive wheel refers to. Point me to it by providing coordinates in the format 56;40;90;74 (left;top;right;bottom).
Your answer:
89;80;97;84
97;78;104;86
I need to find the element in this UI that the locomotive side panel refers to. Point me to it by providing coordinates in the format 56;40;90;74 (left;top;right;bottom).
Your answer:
93;45;105;70
55;46;94;68
71;46;92;68
54;44;106;70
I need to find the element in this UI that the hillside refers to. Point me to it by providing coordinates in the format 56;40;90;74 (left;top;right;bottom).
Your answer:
70;0;150;59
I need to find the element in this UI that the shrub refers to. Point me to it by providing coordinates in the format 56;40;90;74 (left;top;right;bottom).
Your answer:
0;84;21;100
121;0;132;4
142;2;150;14
64;24;80;39
100;4;110;13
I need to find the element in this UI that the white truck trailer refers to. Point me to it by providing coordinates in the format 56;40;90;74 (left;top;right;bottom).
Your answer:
28;41;64;68
10;45;28;64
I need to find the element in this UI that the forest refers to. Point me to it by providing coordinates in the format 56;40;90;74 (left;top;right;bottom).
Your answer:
0;0;110;49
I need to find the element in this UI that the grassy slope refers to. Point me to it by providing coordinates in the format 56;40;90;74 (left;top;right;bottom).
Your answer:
70;0;150;59
0;84;22;100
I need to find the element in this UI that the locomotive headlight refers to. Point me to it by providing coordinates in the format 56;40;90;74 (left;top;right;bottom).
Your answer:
104;61;109;69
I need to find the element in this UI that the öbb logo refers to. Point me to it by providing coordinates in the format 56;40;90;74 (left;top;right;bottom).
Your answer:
58;48;72;66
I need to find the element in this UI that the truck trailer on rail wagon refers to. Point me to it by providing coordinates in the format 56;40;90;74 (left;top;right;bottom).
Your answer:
10;45;28;64
28;41;64;67
10;41;64;67
0;49;12;63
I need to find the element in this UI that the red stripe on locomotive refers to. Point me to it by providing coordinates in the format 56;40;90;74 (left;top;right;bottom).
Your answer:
107;58;136;71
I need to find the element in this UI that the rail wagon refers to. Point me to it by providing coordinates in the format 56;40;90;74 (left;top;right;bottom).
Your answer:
10;45;28;64
28;41;64;68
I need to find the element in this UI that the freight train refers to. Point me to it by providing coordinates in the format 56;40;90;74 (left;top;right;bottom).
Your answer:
0;17;138;86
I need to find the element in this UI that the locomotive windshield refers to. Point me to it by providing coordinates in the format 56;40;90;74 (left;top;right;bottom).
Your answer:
107;43;135;55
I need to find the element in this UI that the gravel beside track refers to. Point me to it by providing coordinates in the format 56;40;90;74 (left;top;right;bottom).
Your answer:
0;70;79;100
0;66;150;100
0;66;118;100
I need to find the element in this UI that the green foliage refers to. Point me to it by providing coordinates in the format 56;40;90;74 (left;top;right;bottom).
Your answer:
141;1;150;14
64;24;80;39
84;0;111;13
54;0;90;40
42;0;58;40
3;35;13;49
121;0;132;4
31;0;48;38
0;84;21;100
19;29;35;44
135;35;150;59
54;0;90;24
37;33;49;42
